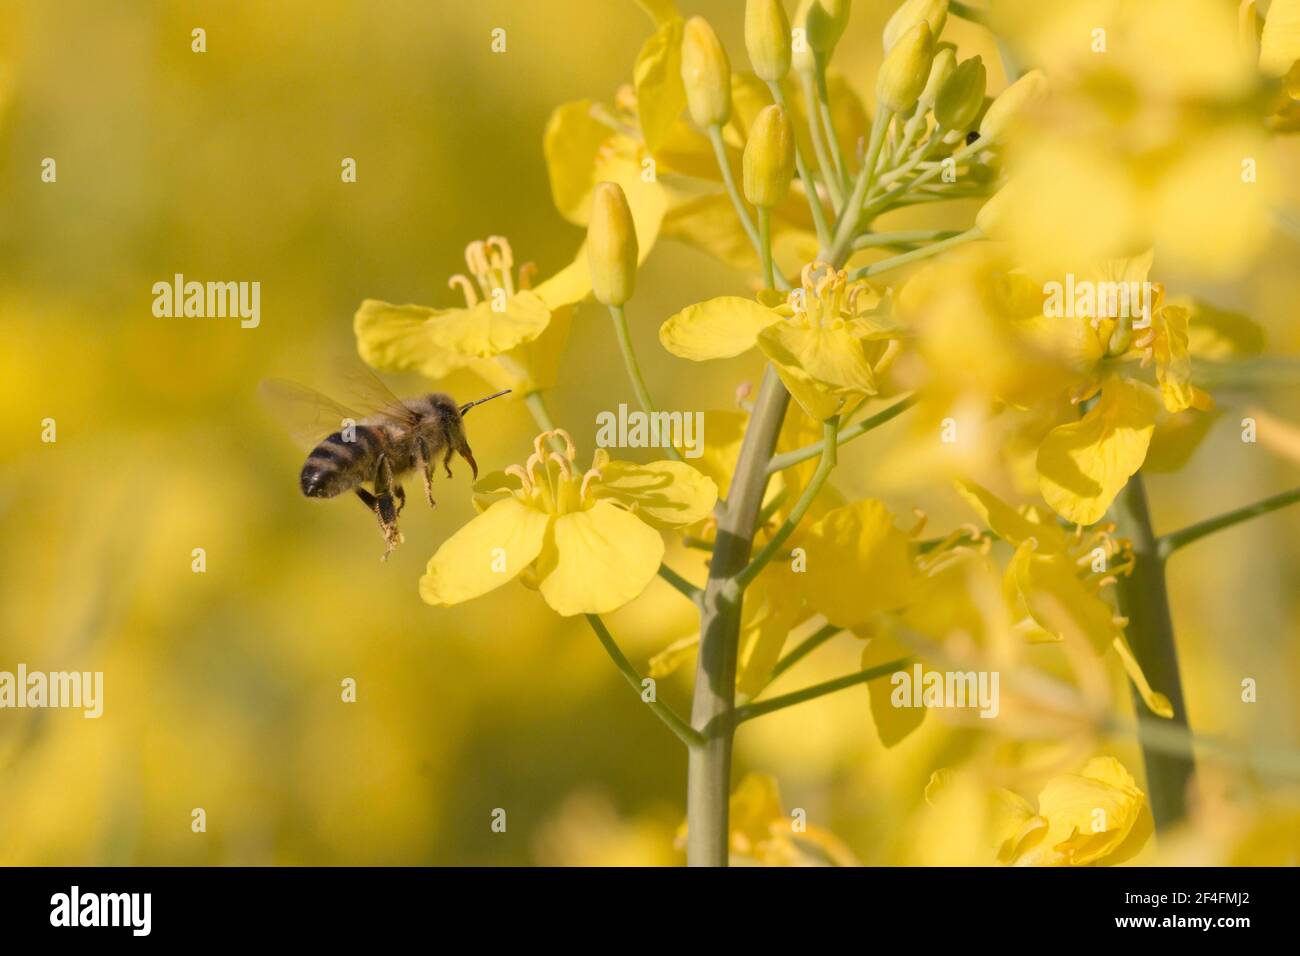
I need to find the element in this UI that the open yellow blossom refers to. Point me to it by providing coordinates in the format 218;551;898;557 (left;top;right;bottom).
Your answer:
915;757;1152;866
661;262;903;421
354;236;595;395
420;429;716;617
955;480;1173;718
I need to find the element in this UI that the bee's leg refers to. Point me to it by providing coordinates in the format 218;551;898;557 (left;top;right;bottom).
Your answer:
455;436;479;480
414;437;437;509
371;455;404;561
442;444;454;479
393;484;407;517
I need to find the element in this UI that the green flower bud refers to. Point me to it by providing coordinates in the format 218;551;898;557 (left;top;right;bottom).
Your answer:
875;21;934;114
978;68;1048;142
746;0;792;83
883;0;948;53
743;104;796;208
587;182;638;307
935;55;986;131
918;47;956;109
681;16;732;128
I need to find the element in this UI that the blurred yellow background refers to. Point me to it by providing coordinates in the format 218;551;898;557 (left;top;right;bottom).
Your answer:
1;0;1297;865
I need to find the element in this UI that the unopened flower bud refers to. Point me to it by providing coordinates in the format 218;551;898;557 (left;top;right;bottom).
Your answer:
918;47;956;109
978;68;1048;142
743;105;796;208
804;0;852;56
883;0;948;52
587;182;638;306
681;17;732;128
746;0;792;83
935;55;986;131
876;21;934;114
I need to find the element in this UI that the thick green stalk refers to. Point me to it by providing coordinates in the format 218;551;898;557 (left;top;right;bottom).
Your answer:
1109;473;1195;832
686;366;789;866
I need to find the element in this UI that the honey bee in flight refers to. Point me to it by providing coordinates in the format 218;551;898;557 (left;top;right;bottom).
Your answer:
260;368;509;560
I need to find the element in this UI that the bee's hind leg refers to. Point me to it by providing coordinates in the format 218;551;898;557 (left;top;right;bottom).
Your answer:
442;445;454;480
415;437;438;509
365;456;406;561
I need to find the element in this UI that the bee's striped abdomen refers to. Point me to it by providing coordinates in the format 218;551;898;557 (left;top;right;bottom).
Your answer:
300;425;381;498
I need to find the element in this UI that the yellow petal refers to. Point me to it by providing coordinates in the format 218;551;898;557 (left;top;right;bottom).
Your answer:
544;100;617;225
430;291;552;359
593;459;718;529
954;479;1068;552
648;633;699;678
659;296;780;361
634;17;687;153
353;300;472;378
1037;377;1161;525
1112;634;1175;718
1006;540;1120;654
419;498;550;607
1261;0;1300;74
537;501;664;616
759;322;879;422
736;570;804;700
1030;757;1149;866
862;629;925;748
1151;305;1194;413
797;500;913;628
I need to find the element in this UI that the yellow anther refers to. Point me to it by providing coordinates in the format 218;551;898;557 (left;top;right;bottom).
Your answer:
504;463;533;495
580;468;603;500
465;240;490;278
548;451;574;480
486;236;514;272
517;262;538;290
614;84;637;113
448;274;479;307
550;428;578;461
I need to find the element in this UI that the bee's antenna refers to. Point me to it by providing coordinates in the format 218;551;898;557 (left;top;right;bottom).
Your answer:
459;389;512;415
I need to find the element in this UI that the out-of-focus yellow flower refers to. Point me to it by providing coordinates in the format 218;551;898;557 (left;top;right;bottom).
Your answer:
956;480;1173;717
660;263;903;421
677;773;861;865
420;429;715;616
914;756;1152;866
986;0;1274;278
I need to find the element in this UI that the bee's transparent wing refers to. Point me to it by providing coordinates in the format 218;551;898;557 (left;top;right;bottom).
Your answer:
258;378;374;451
327;357;421;426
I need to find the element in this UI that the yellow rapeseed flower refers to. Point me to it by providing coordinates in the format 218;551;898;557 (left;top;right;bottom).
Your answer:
420;429;716;616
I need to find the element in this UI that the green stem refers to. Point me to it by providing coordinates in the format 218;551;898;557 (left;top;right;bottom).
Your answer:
1158;486;1300;558
861;139;985;219
767;394;916;474
948;1;991;27
586;615;703;748
828;106;893;263
798;71;844;208
658;563;702;603
813;62;848;187
1108;473;1195;833
735;416;839;591
768;623;841;684
758;207;775;292
853;229;961;250
850;228;982;280
768;80;831;247
707;124;790;291
732;658;911;725
686;365;790;866
609;304;682;462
